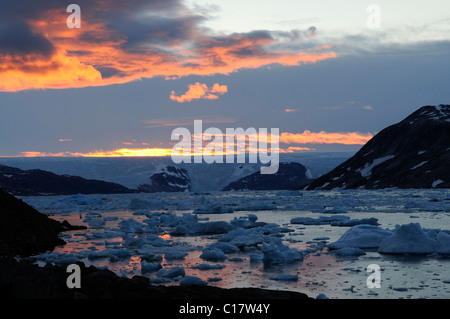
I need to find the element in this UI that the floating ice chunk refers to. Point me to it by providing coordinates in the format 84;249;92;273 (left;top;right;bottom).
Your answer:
128;198;157;210
290;217;315;224
261;238;303;262
119;219;144;233
193;205;234;214
86;219;105;229
192;221;234;235
84;212;103;218
132;209;149;216
249;253;263;262
156;266;185;278
331;217;379;227
230;233;266;248
328;225;392;250
333;247;366;257
220;228;247;241
141;260;162;273
316;294;329;299
140;252;163;262
165;250;189;260
128;234;168;248
170;224;189;236
86;248;132;261
234;203;277;211
269;274;298;281
230;215;258;228
291;215;349;225
103;216;118;221
85;230;122;240
436;232;450;254
191;264;226;270
205;242;240;254
109;248;132;260
200;248;227;261
87;250;111;260
180;276;208;286
378;223;439;255
33;252;78;265
322;206;348;214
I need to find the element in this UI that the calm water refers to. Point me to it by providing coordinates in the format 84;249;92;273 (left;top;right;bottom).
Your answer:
22;189;450;299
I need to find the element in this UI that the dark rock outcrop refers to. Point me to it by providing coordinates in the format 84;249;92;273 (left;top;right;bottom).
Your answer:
306;105;450;190
0;165;134;196
0;188;85;257
223;162;311;191
0;259;309;299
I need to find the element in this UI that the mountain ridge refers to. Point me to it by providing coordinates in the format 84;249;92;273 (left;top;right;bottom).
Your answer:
305;104;450;190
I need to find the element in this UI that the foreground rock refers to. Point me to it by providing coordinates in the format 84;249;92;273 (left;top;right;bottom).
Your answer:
0;259;310;299
0;188;85;257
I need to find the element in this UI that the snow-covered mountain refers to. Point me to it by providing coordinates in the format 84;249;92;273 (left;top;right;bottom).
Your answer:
0;153;351;192
306;104;450;190
223;162;311;191
137;166;191;193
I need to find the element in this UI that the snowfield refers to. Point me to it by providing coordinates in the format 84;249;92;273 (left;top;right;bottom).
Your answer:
20;188;450;299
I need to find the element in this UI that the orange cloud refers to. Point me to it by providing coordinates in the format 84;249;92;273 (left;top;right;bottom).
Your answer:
280;146;316;153
0;50;102;91
279;131;373;145
11;148;174;158
170;82;228;103
285;108;300;113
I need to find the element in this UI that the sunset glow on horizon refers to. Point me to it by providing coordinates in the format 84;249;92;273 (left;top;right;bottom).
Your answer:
2;130;373;158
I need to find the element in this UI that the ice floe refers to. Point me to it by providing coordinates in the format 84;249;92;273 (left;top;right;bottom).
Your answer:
328;225;392;250
378;223;445;255
261;238;303;262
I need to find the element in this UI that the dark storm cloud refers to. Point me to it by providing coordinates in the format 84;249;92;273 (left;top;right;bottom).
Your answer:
111;14;206;48
0;21;55;58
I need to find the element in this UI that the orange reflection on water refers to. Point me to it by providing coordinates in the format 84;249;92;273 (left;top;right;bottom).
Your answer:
159;234;171;240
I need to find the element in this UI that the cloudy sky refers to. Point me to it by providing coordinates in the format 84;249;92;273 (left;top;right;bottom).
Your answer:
0;0;449;157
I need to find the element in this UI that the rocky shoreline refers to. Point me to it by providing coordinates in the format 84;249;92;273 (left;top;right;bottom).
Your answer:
0;258;309;299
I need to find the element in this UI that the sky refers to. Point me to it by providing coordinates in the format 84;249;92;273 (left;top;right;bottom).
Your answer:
0;0;449;158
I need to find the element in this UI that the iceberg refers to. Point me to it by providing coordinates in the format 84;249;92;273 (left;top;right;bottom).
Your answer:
378;223;439;255
328;225;392;250
200;248;227;261
261;238;303;262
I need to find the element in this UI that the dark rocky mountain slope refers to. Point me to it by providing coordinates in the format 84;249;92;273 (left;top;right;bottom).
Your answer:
0;188;84;257
305;104;450;190
0;165;134;196
137;166;191;192
223;162;311;191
